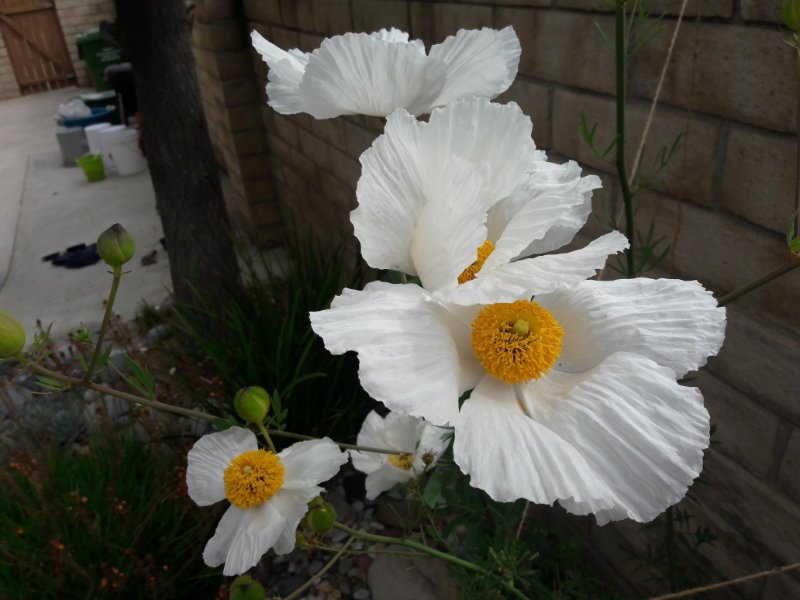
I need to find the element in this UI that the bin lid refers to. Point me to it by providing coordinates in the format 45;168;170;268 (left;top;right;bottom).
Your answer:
76;29;101;45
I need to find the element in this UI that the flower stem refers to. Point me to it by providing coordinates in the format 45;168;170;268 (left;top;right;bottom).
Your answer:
332;522;529;600
615;2;636;277
284;536;355;600
85;265;123;380
718;257;800;307
256;421;277;453
266;429;402;455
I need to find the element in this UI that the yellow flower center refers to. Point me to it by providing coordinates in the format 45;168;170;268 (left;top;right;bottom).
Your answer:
471;300;564;384
387;453;415;471
458;240;495;284
223;450;285;508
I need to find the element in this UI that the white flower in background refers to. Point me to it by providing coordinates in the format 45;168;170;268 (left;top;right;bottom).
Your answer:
353;95;626;305
310;274;726;524
186;427;347;575
251;27;520;118
351;410;450;500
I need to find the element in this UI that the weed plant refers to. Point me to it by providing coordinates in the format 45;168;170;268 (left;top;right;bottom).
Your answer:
170;225;372;442
0;433;220;599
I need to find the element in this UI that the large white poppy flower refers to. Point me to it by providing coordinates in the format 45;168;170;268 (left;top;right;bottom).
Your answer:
310;276;725;524
186;427;348;575
351;410;450;500
352;95;625;304
251;27;520;118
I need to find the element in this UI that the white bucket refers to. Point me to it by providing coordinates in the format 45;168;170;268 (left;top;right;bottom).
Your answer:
104;128;146;176
98;124;126;171
84;122;112;155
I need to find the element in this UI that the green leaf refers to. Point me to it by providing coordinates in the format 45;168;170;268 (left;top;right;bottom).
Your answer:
34;375;67;394
229;575;266;600
212;417;237;431
422;471;443;509
115;354;156;399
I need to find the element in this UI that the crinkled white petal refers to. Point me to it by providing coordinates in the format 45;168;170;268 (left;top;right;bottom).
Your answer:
251;31;309;115
203;502;284;576
539;278;726;377
350;411;389;475
310;282;463;426
411;158;489;290
420;97;537;206
428;26;520;110
518;353;710;524
454;375;616;511
186;427;257;506
364;465;414;500
280;438;348;490
370;28;411;44
297;32;444;118
270;488;322;555
352;109;424;274
441;231;628;305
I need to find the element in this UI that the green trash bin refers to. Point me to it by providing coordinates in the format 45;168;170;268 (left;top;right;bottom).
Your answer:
76;29;124;91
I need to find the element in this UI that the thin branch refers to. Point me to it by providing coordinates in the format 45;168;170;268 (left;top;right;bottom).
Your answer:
648;562;800;600
629;0;689;187
284;537;355;600
718;257;800;307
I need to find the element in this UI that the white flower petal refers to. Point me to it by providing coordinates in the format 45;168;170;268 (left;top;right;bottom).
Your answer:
364;464;414;500
453;376;616;510
519;353;710;524
370;28;411;43
187;427;257;506
271;488;322;554
352;109;424;274
483;162;601;269
297;32;444;118
310;282;463;425
411;158;489;290
429;27;520;107
251;31;309;115
280;438;348;490
420;96;537;205
442;231;628;305
203;503;283;576
539;278;726;377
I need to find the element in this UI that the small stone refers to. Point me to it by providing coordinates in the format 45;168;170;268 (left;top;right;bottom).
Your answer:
309;559;324;572
337;558;354;574
353;588;371;599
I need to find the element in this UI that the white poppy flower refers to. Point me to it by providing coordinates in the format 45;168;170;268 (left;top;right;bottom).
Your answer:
310;276;726;524
350;410;450;500
352;95;625;304
186;427;348;575
251;27;520;118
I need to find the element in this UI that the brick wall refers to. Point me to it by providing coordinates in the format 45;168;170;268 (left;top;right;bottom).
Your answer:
0;29;18;100
197;1;800;596
54;0;116;87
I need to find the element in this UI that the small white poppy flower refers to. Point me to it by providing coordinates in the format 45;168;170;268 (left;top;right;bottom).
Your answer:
352;95;626;304
310;276;726;524
251;27;520;118
350;410;450;500
186;427;347;576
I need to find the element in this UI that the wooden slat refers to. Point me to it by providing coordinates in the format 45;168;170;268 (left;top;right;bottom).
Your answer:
0;13;65;67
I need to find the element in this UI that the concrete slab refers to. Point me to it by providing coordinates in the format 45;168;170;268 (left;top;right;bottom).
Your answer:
0;117;171;340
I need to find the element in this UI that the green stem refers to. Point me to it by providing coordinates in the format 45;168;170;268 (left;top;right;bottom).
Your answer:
616;2;636;277
267;429;402;455
85;265;122;380
284;536;355;600
795;42;800;240
718;257;800;307
256;421;277;453
332;523;529;600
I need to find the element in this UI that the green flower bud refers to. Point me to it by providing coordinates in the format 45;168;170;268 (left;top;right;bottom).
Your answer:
229;575;266;600
96;223;135;267
0;310;25;358
305;501;336;535
233;386;271;423
783;0;800;32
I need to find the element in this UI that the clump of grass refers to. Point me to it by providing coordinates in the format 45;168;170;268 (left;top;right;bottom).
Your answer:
0;433;221;599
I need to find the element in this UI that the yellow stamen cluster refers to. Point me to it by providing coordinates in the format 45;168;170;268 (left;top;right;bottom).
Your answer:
471;300;564;384
224;450;285;508
458;240;495;284
388;453;415;471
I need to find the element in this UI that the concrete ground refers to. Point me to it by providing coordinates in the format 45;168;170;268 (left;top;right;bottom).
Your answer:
0;87;171;339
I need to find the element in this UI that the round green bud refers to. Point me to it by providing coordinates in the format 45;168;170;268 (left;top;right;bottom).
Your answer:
0;310;25;358
96;223;135;267
229;575;266;600
783;0;800;32
233;386;271;423
305;501;336;535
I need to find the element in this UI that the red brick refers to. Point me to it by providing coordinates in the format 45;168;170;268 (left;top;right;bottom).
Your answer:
352;0;410;33
495;76;551;149
296;0;352;35
779;428;800;503
242;0;281;24
232;128;268;156
297;128;330;167
556;0;733;17
741;0;780;22
192;20;246;52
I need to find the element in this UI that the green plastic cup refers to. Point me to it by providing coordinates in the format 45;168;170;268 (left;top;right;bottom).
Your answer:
76;153;106;182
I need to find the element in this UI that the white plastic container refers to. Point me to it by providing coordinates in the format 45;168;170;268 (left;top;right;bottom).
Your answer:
98;124;126;171
84;122;112;156
104;128;146;176
55;126;88;167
